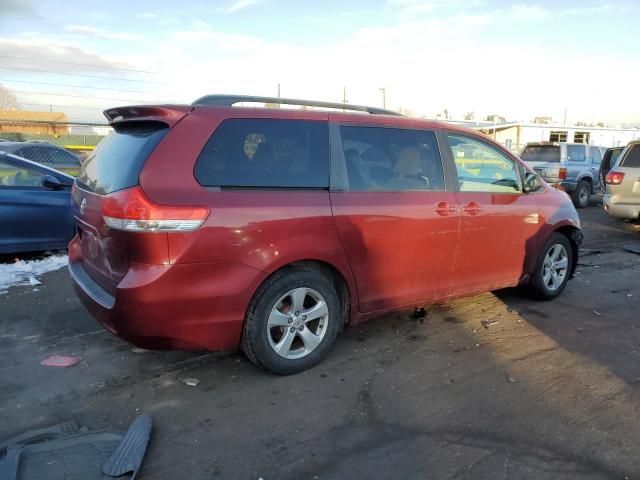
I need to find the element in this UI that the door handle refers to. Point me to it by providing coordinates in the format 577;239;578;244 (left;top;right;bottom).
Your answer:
434;201;457;216
462;202;483;215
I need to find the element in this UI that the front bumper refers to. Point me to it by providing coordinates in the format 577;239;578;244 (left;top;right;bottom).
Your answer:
547;181;577;193
69;243;267;351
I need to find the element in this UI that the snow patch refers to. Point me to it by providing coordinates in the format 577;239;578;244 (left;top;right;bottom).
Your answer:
0;254;69;295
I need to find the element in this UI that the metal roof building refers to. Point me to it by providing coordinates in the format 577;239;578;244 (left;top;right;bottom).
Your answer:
448;120;640;153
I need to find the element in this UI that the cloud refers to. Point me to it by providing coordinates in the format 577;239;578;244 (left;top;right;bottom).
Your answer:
3;2;638;124
387;0;485;18
505;4;550;21
138;12;159;20
0;36;144;74
64;24;143;41
0;0;33;17
136;11;180;26
223;0;264;14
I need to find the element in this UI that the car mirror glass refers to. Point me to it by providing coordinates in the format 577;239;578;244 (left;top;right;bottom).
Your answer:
523;172;542;193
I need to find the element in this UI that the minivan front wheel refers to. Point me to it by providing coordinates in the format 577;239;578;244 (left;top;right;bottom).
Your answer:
527;233;573;300
242;268;341;374
571;180;591;208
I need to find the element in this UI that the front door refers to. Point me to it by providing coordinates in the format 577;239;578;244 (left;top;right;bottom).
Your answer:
443;133;542;294
330;125;460;313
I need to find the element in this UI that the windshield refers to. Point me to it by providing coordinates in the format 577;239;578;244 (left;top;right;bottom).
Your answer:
76;123;168;194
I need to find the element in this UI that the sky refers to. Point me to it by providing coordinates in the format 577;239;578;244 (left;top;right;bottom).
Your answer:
0;0;639;125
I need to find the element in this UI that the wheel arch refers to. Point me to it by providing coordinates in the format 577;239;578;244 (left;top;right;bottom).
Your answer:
251;258;355;328
552;225;582;277
577;175;593;186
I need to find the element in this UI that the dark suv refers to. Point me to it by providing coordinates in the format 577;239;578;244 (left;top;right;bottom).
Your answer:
70;95;582;374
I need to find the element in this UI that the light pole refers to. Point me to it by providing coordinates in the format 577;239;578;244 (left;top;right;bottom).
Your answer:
379;87;386;109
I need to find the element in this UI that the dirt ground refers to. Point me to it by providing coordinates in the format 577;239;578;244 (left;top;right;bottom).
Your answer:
1;203;640;480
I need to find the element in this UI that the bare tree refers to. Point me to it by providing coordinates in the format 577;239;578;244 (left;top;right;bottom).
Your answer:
464;111;475;121
485;114;506;123
0;84;19;110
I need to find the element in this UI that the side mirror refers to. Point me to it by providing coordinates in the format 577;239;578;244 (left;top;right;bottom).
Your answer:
523;172;542;193
41;174;65;190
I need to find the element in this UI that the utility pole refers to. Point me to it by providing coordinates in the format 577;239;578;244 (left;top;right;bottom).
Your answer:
277;83;281;98
563;108;567;125
378;87;386;109
342;86;347;104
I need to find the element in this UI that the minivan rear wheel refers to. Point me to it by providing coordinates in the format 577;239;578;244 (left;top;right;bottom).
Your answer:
526;233;573;300
571;180;591;208
242;268;341;375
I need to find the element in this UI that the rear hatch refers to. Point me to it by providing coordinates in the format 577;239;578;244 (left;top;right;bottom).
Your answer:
606;144;640;201
521;144;562;182
73;106;190;294
599;147;624;192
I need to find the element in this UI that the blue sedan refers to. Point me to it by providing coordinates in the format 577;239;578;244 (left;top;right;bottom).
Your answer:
0;151;74;254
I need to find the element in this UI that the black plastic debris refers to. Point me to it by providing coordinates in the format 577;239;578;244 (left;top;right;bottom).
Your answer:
412;307;428;322
0;415;152;480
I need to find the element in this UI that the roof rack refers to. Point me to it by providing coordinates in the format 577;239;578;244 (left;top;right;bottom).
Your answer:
191;94;402;116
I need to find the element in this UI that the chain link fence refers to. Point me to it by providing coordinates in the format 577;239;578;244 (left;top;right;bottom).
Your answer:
0;119;110;154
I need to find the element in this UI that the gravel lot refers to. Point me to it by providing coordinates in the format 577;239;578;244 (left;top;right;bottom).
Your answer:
1;203;639;480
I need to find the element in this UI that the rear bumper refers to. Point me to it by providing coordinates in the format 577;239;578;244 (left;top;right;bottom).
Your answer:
603;196;640;220
69;238;267;351
547;181;577;192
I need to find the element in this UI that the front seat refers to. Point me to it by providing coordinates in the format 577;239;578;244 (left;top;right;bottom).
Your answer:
344;148;366;190
386;147;425;190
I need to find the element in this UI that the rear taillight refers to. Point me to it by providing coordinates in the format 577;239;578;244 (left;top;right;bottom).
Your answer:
559;167;567;180
101;186;209;232
605;171;625;185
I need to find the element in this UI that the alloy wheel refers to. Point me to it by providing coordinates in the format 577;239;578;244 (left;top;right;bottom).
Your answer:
542;244;569;291
266;287;329;360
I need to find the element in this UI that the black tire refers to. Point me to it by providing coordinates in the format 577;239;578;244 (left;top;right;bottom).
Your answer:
526;232;573;301
241;268;341;375
571;180;591;208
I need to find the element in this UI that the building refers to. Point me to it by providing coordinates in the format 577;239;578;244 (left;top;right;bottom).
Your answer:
0;110;70;136
449;120;640;153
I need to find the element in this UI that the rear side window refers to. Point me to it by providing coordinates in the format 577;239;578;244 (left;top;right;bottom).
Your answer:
566;145;586;162
521;146;560;163
609;148;623;167
16;146;79;166
620;144;640;168
194;119;329;188
590;147;602;164
48;148;80;166
339;126;444;191
76;123;167;194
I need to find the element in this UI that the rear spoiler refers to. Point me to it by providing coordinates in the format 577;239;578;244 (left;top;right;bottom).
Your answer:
103;105;193;127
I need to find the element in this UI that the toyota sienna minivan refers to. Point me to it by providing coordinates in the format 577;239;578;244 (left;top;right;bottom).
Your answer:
70;95;582;374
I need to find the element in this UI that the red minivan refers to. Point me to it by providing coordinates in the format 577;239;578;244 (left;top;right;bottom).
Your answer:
70;95;582;374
